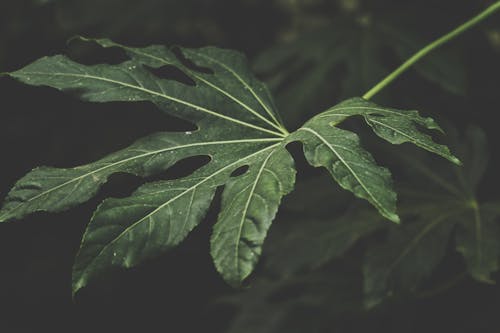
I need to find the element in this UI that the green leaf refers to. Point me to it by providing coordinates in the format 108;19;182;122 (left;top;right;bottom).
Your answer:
363;210;457;308
220;270;362;333
291;121;399;222
73;142;292;293
9;49;286;136
362;126;500;306
455;201;500;283
290;98;459;222
319;98;460;164
1;40;288;224
211;146;295;286
263;210;387;277
0;133;280;223
454;126;489;195
1;38;458;295
2;39;294;293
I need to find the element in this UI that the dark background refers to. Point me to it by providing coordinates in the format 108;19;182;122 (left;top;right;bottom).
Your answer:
0;0;499;332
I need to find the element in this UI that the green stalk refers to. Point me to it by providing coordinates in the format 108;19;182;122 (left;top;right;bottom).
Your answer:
363;1;500;100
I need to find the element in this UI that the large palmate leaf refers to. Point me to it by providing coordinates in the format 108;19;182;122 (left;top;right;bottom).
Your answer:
0;38;458;294
362;127;500;307
1;39;292;294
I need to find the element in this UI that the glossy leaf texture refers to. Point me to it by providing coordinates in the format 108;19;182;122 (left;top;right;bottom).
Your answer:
288;98;460;223
211;147;295;286
0;38;458;295
2;38;294;294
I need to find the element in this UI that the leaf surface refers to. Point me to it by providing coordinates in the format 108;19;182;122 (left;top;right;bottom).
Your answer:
292;121;399;222
1;39;459;294
0;132;280;223
211;146;295;285
73;142;292;293
363;210;457;307
319;98;460;164
362;126;500;306
1;39;289;222
290;98;459;222
455;201;500;283
3;39;294;293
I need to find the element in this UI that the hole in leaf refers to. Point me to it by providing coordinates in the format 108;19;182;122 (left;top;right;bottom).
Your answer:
172;47;214;74
146;65;196;86
204;185;225;230
334;115;364;133
68;40;129;65
160;155;211;181
99;173;144;199
230;165;249;177
284;141;309;170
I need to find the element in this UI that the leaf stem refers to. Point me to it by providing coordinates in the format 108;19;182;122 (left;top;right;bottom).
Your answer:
363;1;500;100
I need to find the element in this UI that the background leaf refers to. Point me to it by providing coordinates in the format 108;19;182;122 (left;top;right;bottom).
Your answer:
363;211;457;308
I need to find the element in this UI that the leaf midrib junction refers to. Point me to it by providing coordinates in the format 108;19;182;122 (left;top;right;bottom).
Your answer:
76;143;282;282
116;44;288;135
17;70;286;138
1;138;282;219
188;50;284;129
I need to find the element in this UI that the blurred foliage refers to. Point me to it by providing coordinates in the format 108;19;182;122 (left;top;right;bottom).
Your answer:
364;126;500;307
1;0;500;332
254;8;466;128
222;125;500;331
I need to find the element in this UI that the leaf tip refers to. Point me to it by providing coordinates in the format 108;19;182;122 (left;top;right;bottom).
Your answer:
71;277;86;299
387;213;400;224
0;210;12;223
450;155;462;166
